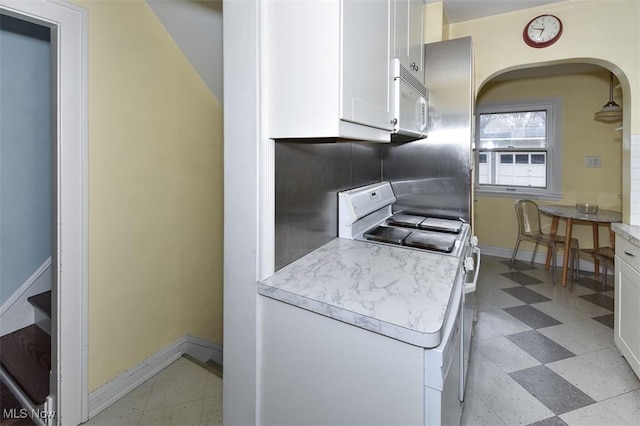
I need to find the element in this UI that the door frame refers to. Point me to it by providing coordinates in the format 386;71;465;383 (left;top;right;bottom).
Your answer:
0;0;87;424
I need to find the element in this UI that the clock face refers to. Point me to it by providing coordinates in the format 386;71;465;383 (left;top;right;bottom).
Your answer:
523;14;563;48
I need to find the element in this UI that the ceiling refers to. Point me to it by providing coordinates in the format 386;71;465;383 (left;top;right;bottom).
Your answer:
426;0;565;23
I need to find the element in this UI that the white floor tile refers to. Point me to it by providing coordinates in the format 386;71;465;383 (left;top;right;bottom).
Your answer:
547;352;639;401
582;348;640;392
601;389;640;425
538;320;613;355
476;287;525;312
533;297;612;323
473;314;505;342
476;309;532;337
205;373;223;399
560;402;630;426
200;396;223;426
527;282;595;299
474;336;541;373
145;358;209;410
139;399;204;426
477;275;522;291
461;387;507;426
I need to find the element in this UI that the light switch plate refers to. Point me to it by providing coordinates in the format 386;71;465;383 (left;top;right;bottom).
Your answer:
585;156;601;168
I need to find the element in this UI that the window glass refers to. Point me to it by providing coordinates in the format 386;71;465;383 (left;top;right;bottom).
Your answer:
475;98;562;199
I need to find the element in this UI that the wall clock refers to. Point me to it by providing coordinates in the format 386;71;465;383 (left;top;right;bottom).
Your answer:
523;14;563;48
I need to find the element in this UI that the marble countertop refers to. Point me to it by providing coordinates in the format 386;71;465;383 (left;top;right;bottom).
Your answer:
258;238;462;348
612;223;640;247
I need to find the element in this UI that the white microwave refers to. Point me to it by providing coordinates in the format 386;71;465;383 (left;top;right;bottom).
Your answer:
391;58;428;142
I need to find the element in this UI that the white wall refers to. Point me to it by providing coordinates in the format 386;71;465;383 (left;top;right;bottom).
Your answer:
0;15;51;305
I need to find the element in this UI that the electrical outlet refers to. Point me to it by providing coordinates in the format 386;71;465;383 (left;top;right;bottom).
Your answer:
585;156;601;168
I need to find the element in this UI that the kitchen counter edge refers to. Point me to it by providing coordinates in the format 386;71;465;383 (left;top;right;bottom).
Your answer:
612;223;640;247
258;238;463;349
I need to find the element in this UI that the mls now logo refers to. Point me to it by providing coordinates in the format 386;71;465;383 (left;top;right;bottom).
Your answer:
3;408;56;421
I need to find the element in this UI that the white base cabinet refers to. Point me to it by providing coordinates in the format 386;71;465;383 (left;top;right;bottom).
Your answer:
258;294;464;426
614;236;640;379
259;296;424;425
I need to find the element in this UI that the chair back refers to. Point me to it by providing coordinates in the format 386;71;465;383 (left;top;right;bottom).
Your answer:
515;199;542;237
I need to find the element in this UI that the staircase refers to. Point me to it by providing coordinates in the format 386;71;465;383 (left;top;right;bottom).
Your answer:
0;291;52;426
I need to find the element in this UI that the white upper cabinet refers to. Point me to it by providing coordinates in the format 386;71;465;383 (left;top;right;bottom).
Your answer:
393;0;425;86
266;0;394;143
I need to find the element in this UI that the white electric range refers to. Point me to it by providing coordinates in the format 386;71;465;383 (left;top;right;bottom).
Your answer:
338;181;481;424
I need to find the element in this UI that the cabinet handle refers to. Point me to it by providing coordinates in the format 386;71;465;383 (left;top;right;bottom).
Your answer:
410;61;419;72
624;250;636;257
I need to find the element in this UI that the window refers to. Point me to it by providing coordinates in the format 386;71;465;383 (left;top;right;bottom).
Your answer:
475;98;563;199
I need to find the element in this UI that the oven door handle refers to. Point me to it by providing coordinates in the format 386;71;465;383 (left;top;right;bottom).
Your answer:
464;246;481;294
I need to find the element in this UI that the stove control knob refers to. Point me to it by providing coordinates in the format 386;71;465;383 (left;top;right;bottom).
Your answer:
469;235;479;247
464;256;475;273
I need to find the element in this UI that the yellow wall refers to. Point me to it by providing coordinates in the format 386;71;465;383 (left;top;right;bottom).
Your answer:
71;0;224;390
449;0;639;223
475;72;622;251
424;1;448;43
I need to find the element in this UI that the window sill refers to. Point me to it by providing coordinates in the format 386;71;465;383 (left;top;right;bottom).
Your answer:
475;188;563;201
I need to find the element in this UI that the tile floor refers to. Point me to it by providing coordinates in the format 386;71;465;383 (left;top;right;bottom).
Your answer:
462;255;640;426
81;254;640;426
82;357;222;426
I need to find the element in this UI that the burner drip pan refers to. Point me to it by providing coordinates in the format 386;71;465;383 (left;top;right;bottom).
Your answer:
363;226;411;245
419;218;463;234
387;213;426;228
404;231;457;253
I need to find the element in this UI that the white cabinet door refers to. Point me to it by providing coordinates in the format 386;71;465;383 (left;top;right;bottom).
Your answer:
267;0;393;142
393;0;424;85
260;296;424;425
614;255;640;379
341;0;393;131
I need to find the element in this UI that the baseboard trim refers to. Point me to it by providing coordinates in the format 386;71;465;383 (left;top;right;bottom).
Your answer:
479;244;606;274
87;334;222;419
181;334;223;365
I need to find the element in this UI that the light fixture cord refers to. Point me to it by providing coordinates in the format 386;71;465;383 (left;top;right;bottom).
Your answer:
609;72;614;102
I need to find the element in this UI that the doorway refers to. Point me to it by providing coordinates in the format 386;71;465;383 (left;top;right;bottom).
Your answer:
0;0;87;424
0;12;54;423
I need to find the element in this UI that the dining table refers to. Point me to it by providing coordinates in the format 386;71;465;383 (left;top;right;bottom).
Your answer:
538;205;622;287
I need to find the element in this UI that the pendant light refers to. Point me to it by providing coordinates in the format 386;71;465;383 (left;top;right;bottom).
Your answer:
594;72;622;123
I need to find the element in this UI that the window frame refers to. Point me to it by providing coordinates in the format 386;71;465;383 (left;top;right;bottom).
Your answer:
474;97;563;200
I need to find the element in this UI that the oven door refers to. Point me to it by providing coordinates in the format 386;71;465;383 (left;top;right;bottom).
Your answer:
425;279;464;425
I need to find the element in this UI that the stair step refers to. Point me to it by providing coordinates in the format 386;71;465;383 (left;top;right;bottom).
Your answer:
1;379;36;425
0;325;51;406
27;291;51;318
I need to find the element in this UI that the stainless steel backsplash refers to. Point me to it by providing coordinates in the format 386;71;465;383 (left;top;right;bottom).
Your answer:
275;141;382;270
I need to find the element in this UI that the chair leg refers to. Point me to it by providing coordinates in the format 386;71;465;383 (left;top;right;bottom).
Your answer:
510;238;522;267
569;249;576;293
531;241;540;264
602;261;608;291
551;245;557;286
